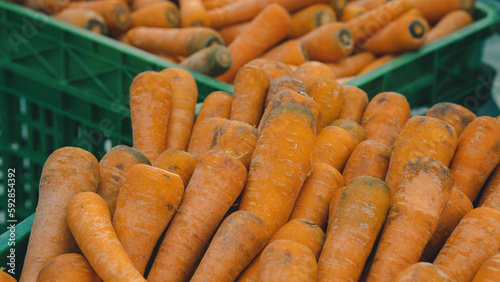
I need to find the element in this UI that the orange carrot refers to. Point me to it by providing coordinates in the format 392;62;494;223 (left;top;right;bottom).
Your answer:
361;92;411;148
345;0;385;10
179;0;210;27
261;40;309;66
0;272;16;282
53;8;108;34
358;54;397;75
25;0;68;14
127;27;224;56
96;145;150;219
368;157;454;281
331;118;367;144
148;150;247;282
312;125;358;172
473;253;500;282
265;76;306;107
129;71;171;163
414;0;474;23
218;21;249;45
479;165;500;210
203;0;241;10
246;58;294;81
132;0;167;11
180;45;233;77
191;211;270;282
130;2;179;28
153;149;199;187
340;3;366;22
434;207;500;282
298;22;354;62
289;162;343;229
20;147;99;282
343;140;392;185
425;102;477;137
240;103;317;236
318;176;391;282
216;4;292;82
393;262;453;282
293;61;336;91
37;253;100;282
68;0;130;34
230;65;270;127
308;78;344;129
187;117;227;160
287;4;336;39
425;10;474;44
327;185;346;230
193;91;233;129
326;51;376;78
338;85;369;123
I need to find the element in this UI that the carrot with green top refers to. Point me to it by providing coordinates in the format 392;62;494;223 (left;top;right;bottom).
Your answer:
338;85;369;123
287;4;336;39
180;45;233;77
425;102;477;137
473;253;500;282
130;2;179;28
298;22;354;62
425;10;474;44
308;78;344;129
179;0;210;27
479;165;500;210
154;149;198;187
358;55;397;75
343;140;391;185
20;147;99;282
318;176;391;282
54;8;108;35
331;119;367;144
312;125;358;172
37;253;100;282
414;0;474;23
68;0;130;34
187;117;227;160
261;40;309;66
393;262;452;282
193;91;232;129
246;59;295;81
326;52;376;78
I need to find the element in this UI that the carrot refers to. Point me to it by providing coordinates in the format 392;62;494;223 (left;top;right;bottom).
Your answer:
425;102;477;137
257;240;318;281
332;0;347;17
261;40;309;66
312;125;358;172
289;162;343;230
425;10;474;44
132;0;167;11
68;0;130;34
265;76;306;107
308;78;344;129
338;85;369;123
326;51;376;78
129;71;171;163
130;2;179;28
327;185;346;230
331;118;367;144
24;0;68;14
179;45;233;77
187;117;227;160
345;0;385;11
449;116;500;202
240;103;317;236
479;165;500;210
96;145;150;219
473;253;500;282
368;157;454;281
20;147;99;282
147;150;247;282
340;3;367;22
318;176;391;282
230;65;270;127
203;0;241;10
159;68;198;151
347;0;415;47
246;58;294;82
361;92;411;148
343;140;391;185
393;262;452;282
37;253;100;282
287;4;336;39
358;54;397;75
127;27;224;56
65;192;145;281
414;0;474;23
298;22;354;62
191;211;270;282
362;10;430;54
153;149;198;187
179;0;210;27
218;21;249;45
212;120;260;169
420;188;473;262
237;218;325;282
53;8;108;35
293;61;336;91
194;91;232;130
434;207;500;281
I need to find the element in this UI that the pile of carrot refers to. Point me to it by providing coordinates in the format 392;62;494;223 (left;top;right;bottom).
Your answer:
14;59;500;281
13;0;476;81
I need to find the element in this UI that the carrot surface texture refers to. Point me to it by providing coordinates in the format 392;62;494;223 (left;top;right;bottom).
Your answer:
393;262;452;282
20;147;99;282
179;0;210;27
131;0;167;11
331;118;367;145
68;0;130;34
193;91;233;129
246;58;295;81
326;51;376;78
473;253;500;282
54;8;108;35
187;117;227;160
153;149;198;187
298;22;354;62
414;0;475;23
357;54;397;75
37;253;100;282
147;150;247;282
293;61;336;91
287;4;336;39
265;76;306;107
479;164;500;210
130;2;180;28
0;271;16;282
425;10;474;44
179;45;233;77
66;192;146;281
308;78;344;129
338;85;369;123
25;0;69;14
425;102;477;137
343;140;392;185
261;40;309;66
311;125;357;172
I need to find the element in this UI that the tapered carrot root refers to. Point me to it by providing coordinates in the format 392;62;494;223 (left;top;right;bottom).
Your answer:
358;55;397;75
425;10;474;44
257;240;318;281
20;147;99;282
129;71;171;163
293;61;336;91
153;149;198;187
339;85;369;123
179;0;210;27
130;2;179;28
96;145;150;219
68;0;130;34
265;77;306;107
246;59;294;81
54;8;108;35
449;116;500;202
343;140;392;185
340;3;366;22
298;22;354;62
479;165;500;210
308;78;344;129
127;27;224;56
287;4;336;39
191;211;270;282
318;176;391;282
393;262;452;282
193;91;232;129
473;253;500;282
289;162;343;230
230;65;270;127
311;125;357;172
261;40;309;66
180;45;232;77
187;117;227;160
425;102;477;137
240;103;317;236
361;92;411;148
434;207;500;282
326;51;376;78
414;0;474;23
66;192;146;281
148;150;247;282
25;0;68;14
331;119;367;145
37;253;100;282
